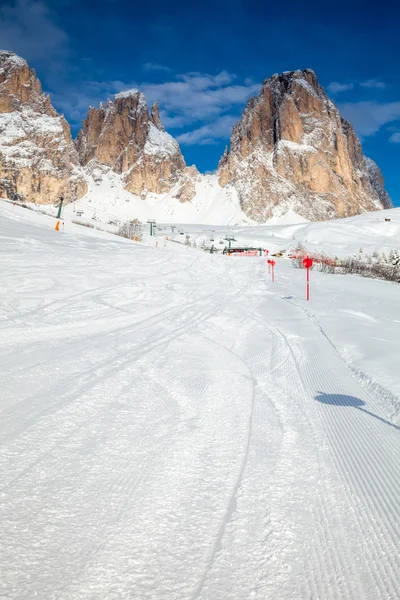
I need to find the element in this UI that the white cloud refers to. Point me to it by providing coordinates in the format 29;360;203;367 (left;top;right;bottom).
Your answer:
360;79;386;89
143;62;173;73
327;79;387;95
0;0;68;62
179;71;237;89
176;115;238;145
104;71;260;141
389;132;400;143
134;74;259;127
49;70;260;145
327;82;354;94
338;101;400;136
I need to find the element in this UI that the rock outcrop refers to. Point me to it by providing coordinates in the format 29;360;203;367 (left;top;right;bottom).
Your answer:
218;69;391;221
0;50;87;204
75;91;195;200
0;54;391;219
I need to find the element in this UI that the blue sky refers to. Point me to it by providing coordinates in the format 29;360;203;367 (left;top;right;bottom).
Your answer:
0;0;399;205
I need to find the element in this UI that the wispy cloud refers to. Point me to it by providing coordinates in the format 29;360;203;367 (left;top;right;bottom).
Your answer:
176;115;238;145
0;0;68;62
128;71;259;144
143;62;173;73
137;76;259;125
327;78;387;95
360;79;386;89
338;101;400;136
327;82;354;94
389;132;400;143
133;72;259;137
60;70;260;142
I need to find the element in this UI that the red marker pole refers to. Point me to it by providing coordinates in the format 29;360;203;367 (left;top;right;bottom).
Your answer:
302;257;313;300
270;259;276;282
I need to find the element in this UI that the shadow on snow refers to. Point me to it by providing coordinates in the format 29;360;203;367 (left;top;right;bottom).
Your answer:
314;392;400;431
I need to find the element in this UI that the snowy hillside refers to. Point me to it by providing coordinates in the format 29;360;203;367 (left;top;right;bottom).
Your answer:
58;170;256;226
166;206;400;258
1;201;400;599
27;163;397;239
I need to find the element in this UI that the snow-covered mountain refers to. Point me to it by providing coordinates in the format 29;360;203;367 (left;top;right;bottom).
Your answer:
62;170;253;227
0;50;87;203
0;53;392;224
75;91;197;202
218;69;391;221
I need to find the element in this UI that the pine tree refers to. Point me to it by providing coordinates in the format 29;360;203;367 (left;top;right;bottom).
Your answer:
392;249;400;267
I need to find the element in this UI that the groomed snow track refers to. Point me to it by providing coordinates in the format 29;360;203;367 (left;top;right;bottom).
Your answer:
0;206;399;599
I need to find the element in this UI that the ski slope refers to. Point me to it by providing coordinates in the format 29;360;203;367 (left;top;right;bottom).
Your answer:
1;203;400;600
60;171;254;227
166;206;400;259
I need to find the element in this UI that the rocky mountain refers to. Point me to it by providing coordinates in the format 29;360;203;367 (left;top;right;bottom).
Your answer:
0;50;87;204
0;53;392;223
75;91;197;200
218;69;391;221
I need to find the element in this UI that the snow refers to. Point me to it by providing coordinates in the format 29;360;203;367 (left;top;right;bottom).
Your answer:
114;88;140;99
42;160;399;237
60;171;255;226
293;76;319;97
0;50;28;70
114;89;147;112
277;139;317;154
144;122;180;157
168;206;400;259
266;208;309;225
0;109;65;169
0;202;399;599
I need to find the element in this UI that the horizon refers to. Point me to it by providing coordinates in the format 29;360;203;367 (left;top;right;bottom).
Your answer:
0;0;399;206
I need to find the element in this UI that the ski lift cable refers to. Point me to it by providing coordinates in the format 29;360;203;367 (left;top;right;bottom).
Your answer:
68;200;127;221
67;199;146;226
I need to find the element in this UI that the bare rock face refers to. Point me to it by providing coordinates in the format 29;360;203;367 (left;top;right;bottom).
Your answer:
0;50;87;204
218;69;391;221
76;92;195;200
175;165;201;203
150;101;165;132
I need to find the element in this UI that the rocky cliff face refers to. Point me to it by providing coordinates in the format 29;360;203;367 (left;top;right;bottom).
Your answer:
75;91;196;199
218;69;391;221
0;50;87;204
0;54;391;220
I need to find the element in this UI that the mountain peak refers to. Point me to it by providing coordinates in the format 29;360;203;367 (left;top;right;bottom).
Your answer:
0;51;87;203
75;89;191;199
114;88;141;100
0;54;391;220
0;50;28;70
218;68;391;221
150;101;165;132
